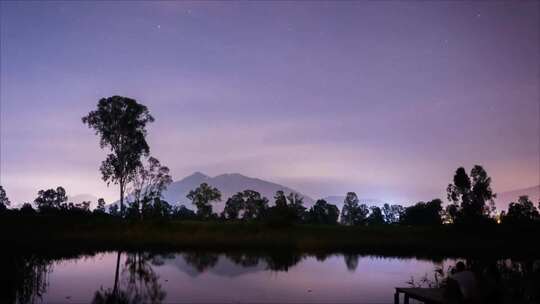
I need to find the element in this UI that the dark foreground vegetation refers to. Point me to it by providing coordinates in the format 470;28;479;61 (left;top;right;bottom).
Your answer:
2;215;540;258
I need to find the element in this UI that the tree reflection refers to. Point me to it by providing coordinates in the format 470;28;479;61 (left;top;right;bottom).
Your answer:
182;252;219;273
0;253;51;304
343;253;359;271
182;251;304;273
92;252;167;304
263;251;303;271
224;252;260;267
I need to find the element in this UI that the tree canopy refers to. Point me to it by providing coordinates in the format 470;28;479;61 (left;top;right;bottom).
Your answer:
401;199;443;226
187;183;222;218
306;199;339;225
82;96;154;213
446;165;496;224
0;186;10;208
34;187;68;213
340;192;369;225
501;196;540;225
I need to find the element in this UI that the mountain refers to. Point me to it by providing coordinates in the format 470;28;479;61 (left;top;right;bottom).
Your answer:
495;185;540;211
160;172;315;211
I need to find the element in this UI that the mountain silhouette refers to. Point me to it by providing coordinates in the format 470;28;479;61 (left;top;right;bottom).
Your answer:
161;172;316;211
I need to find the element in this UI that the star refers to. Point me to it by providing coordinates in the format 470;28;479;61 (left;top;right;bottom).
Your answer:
157;24;161;29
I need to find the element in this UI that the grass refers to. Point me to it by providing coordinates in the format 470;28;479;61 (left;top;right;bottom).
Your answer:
1;215;539;258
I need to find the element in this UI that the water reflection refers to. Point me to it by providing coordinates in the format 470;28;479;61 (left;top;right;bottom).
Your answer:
91;252;166;304
2;250;539;303
0;253;50;304
343;253;360;271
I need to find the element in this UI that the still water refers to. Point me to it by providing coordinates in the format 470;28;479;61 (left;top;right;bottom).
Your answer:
4;251;539;303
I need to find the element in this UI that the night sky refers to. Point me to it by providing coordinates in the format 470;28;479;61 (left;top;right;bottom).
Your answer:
1;1;539;205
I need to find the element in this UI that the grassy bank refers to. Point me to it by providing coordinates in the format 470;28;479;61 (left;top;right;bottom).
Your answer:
1;215;538;258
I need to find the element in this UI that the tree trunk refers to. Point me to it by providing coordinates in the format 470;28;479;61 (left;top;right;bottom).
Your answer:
120;180;124;215
113;251;121;295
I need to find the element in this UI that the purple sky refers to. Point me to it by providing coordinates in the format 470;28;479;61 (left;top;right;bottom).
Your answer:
1;1;539;205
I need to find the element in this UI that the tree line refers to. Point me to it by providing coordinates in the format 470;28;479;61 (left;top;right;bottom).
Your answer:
1;166;539;227
1;96;538;227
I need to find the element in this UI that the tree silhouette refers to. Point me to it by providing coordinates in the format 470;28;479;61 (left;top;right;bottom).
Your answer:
223;192;245;220
340;192;369;225
128;157;172;219
109;204;121;217
171;205;196;220
94;198;107;215
447;165;496;224
34;186;68;213
274;190;287;208
382;203;404;224
306;199;339;225
20;203;36;216
367;206;385;225
82;96;154;214
501;195;540;225
242;190;269;220
266;191;306;225
286;192;306;220
187;183;221;219
340;192;360;225
401;199;443;226
0;186;10;209
221;190;268;220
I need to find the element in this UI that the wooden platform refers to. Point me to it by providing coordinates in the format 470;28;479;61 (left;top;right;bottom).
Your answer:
395;287;535;304
394;287;456;304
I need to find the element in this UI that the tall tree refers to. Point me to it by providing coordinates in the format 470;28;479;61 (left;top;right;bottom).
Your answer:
286;192;306;220
447;165;496;223
340;192;368;225
82;96;154;213
340;192;359;225
187;183;221;218
274;190;287;208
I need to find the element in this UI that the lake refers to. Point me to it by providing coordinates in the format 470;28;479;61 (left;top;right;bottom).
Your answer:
3;251;539;303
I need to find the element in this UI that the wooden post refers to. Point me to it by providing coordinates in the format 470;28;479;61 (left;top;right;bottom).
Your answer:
404;294;410;304
394;289;400;304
